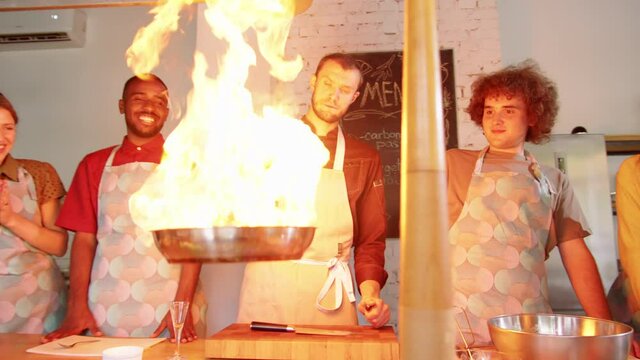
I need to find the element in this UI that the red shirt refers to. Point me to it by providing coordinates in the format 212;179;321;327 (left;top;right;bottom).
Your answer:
306;120;389;288
56;135;164;234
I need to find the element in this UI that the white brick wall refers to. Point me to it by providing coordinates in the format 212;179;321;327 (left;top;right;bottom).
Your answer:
287;0;498;146
284;0;502;330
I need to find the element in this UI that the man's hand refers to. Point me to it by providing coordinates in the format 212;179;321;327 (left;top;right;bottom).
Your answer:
358;280;390;328
151;310;198;343
357;296;390;328
41;305;102;343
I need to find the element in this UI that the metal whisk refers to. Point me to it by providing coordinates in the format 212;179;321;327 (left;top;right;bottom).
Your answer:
454;306;476;360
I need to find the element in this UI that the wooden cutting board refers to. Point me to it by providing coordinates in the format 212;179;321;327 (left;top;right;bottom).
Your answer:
205;323;399;359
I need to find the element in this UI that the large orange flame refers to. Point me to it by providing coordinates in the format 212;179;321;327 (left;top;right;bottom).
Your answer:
128;0;328;231
126;0;194;76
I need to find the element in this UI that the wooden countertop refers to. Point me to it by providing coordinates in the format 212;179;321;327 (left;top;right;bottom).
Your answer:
0;333;205;359
1;332;636;359
0;325;399;360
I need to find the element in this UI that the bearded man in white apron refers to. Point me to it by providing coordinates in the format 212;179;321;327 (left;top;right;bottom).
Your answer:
237;53;390;328
43;75;206;343
447;61;611;347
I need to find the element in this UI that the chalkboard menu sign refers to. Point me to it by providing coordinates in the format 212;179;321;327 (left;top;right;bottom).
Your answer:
342;49;458;238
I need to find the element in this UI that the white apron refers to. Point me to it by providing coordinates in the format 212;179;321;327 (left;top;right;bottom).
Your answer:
88;147;206;337
237;127;358;325
0;167;66;334
450;148;555;346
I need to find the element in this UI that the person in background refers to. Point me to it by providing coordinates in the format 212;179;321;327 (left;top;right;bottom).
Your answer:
43;74;206;343
0;93;68;334
237;53;390;327
610;154;640;357
447;61;611;346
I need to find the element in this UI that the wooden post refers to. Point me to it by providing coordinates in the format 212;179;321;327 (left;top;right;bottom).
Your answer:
400;0;453;359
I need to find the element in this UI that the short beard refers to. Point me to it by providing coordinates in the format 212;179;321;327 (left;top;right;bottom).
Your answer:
311;100;345;125
126;119;163;139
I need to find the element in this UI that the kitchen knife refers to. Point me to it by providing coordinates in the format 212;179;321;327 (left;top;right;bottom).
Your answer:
250;321;352;336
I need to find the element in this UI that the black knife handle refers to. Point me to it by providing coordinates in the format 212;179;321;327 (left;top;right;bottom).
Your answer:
250;321;295;332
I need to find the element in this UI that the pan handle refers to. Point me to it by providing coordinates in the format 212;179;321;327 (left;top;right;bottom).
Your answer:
250;321;295;332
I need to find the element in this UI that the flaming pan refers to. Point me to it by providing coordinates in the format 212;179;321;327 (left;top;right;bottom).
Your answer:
152;226;315;263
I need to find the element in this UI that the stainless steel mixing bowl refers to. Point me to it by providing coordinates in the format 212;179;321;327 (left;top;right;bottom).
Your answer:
152;226;315;263
488;313;633;360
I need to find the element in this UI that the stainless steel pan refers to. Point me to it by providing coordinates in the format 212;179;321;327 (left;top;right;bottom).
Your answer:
152;226;315;263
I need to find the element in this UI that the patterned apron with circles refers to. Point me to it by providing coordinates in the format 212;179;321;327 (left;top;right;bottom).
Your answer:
450;148;556;346
0;167;66;334
88;147;206;337
237;127;358;325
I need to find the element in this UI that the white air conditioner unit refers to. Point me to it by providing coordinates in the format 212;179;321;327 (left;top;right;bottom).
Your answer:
0;9;87;51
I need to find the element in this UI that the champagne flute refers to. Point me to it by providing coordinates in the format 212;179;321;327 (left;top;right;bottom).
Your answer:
168;300;189;360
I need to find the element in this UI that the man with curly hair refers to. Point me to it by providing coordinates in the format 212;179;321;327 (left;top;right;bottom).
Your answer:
447;61;611;346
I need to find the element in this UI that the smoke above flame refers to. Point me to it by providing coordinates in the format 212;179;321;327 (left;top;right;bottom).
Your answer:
127;0;328;231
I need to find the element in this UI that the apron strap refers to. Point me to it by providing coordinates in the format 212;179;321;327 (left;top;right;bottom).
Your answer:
333;127;346;171
524;150;557;195
18;167;38;203
294;257;356;311
105;146;121;167
8;168;47;256
473;147;490;175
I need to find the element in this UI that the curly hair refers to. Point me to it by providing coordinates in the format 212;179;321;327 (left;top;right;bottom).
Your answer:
465;60;558;144
0;93;18;124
